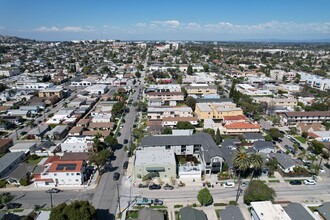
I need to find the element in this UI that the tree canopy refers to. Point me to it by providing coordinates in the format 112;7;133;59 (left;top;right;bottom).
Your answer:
49;200;96;220
268;128;284;141
243;180;276;205
185;96;197;111
197;188;213;206
89;149;111;171
176;121;195;130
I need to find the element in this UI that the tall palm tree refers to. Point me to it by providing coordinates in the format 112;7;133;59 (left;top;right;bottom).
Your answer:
233;149;251;203
249;153;263;180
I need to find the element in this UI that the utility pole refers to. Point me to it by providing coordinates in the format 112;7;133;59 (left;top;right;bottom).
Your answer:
49;192;53;209
117;184;121;213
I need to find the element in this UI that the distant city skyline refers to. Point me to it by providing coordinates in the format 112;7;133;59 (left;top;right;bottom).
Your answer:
1;0;330;41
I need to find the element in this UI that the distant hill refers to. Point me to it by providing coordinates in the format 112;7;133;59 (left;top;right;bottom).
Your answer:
0;35;37;43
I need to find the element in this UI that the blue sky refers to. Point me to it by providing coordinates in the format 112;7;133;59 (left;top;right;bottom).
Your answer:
0;0;330;41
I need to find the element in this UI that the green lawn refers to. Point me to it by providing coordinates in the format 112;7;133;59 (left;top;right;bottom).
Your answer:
27;157;44;165
268;179;280;183
295;136;307;144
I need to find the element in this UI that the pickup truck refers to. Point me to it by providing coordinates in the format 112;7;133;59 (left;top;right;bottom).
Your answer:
136;197;153;206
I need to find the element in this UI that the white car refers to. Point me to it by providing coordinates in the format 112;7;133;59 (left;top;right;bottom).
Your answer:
303;179;316;185
223;182;235;188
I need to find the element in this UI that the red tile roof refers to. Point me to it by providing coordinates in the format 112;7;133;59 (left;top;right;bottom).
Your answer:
222;115;247;121
48;160;83;173
43;156;61;165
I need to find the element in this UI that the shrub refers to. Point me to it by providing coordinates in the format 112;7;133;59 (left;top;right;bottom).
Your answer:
0;180;6;188
19;178;30;186
197;188;213;206
229;201;238;205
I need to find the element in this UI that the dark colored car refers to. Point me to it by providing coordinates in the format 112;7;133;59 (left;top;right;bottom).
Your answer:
153;199;163;205
163;184;174;190
113;172;120;181
123;161;129;169
46;188;61;193
149;184;161;190
138;183;148;188
289;180;302;185
6;203;22;209
123;139;128;144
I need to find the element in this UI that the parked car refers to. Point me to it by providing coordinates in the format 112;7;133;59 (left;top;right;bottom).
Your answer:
223;182;235;188
123;161;129;169
163;184;174;190
303;179;316;185
289;180;302;185
46;188;61;193
149;184;161;190
6;203;22;209
138;183;148;188
136;197;153;206
113;172;120;181
241;181;249;187
153;199;163;205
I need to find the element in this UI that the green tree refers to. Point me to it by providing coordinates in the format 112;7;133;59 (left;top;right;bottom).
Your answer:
249;153;263;180
135;71;141;78
244;180;276;205
268;128;284;141
197;188;213;206
264;134;272;142
137;64;144;71
176;121;195;130
215;128;222;145
266;158;278;177
185;96;197;111
233;149;251;202
177;75;183;84
203;64;209;72
302;132;308;139
112;101;125;118
104;135;118;151
89;149;111;172
162;127;172;134
49;201;96;220
187;65;193;75
203;128;215;140
137;101;148;112
310;140;325;155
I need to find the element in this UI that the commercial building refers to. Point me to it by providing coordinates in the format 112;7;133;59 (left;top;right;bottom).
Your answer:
134;147;176;181
38;87;64;99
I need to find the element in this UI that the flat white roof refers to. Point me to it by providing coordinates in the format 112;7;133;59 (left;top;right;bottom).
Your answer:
196;103;212;112
251;201;291;220
135;147;175;166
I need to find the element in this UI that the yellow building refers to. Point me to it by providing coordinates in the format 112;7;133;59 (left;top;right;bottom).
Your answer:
195;102;243;120
38;87;64;99
186;84;217;95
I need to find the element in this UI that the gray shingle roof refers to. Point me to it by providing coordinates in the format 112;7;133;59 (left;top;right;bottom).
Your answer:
138;207;164;220
284;203;314;220
254;141;275;151
180;207;207;220
0;152;25;175
220;205;244;220
141;132;222;163
269;153;296;170
317;202;330;219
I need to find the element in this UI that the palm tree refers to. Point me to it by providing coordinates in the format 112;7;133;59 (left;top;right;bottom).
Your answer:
266;158;278;177
233;149;251;203
249;153;263;180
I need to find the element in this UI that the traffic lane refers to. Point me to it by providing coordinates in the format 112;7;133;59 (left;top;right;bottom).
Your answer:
11;190;86;209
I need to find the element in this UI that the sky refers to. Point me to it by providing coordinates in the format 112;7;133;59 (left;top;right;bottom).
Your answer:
0;0;330;41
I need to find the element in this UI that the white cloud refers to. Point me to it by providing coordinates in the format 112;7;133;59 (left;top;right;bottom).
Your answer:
133;20;330;35
151;20;180;28
35;26;94;32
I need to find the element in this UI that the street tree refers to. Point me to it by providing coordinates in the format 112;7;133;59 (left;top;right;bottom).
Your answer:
89;149;111;172
310;140;325;155
135;71;141;78
185;96;197;111
268;128;284;141
243;180;276;205
187;65;193;75
249;153;263;180
197;188;213;206
233;149;251;203
49;200;96;220
104;135;118;151
266;158;278;177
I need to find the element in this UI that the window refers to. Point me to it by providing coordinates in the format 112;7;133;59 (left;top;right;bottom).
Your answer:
76;173;80;175
76;179;79;182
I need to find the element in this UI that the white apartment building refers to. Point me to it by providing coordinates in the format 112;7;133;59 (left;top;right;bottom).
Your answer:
146;84;182;93
270;69;297;82
61;136;92;153
35;160;85;187
147;106;193;120
15;82;54;90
